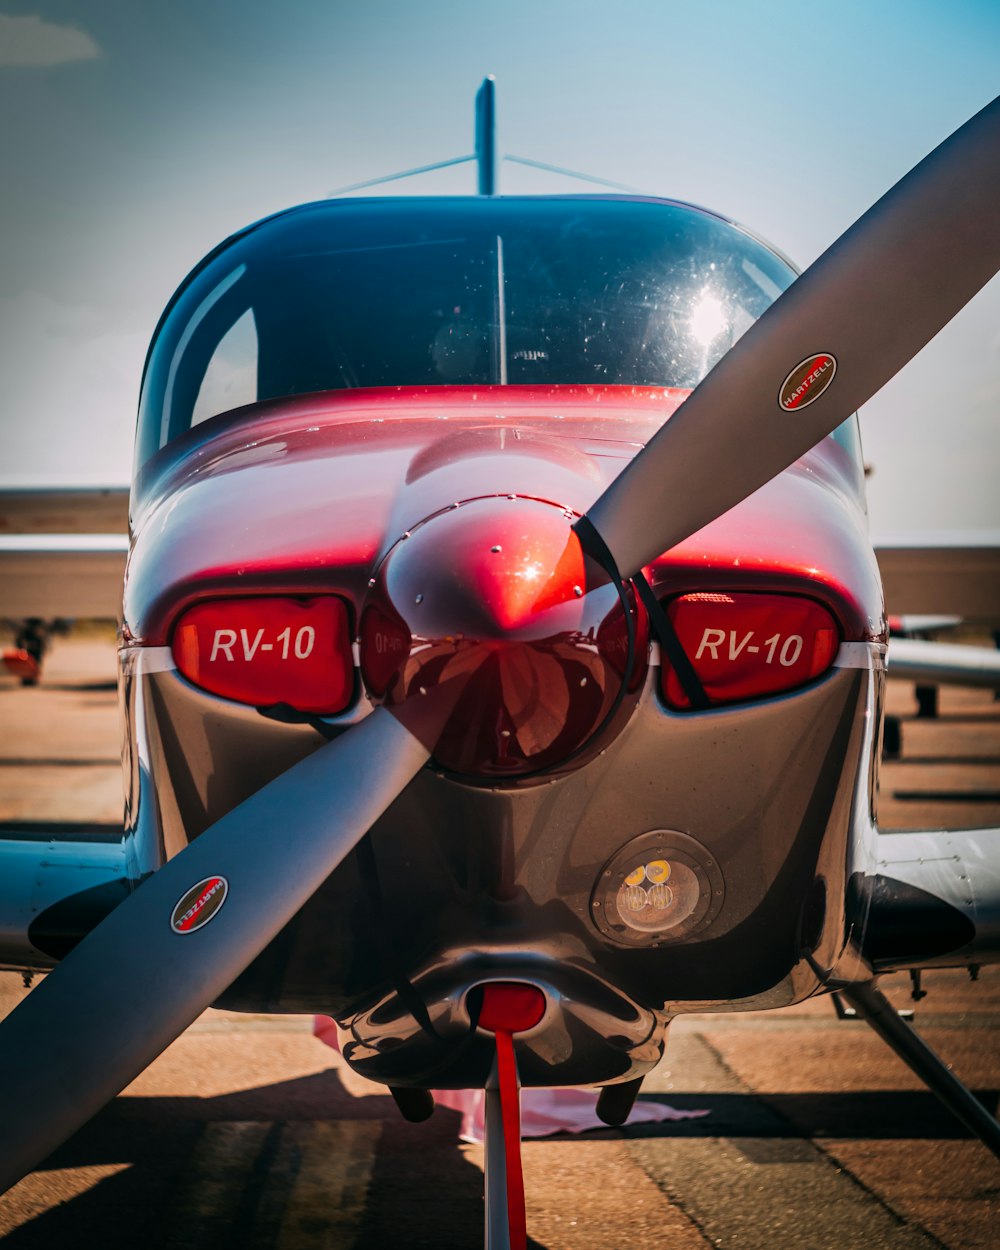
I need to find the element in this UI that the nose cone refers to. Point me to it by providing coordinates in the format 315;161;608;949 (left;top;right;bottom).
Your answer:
360;496;647;778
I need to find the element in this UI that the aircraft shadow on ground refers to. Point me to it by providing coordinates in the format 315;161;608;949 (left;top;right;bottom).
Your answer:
2;1076;997;1249
0;1066;546;1250
627;1088;1000;1141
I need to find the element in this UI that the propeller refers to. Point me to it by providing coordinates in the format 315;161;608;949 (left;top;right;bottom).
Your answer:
580;94;1000;578
0;708;428;1194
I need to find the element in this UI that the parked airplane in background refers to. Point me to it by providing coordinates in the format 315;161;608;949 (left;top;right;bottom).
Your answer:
1;81;999;1248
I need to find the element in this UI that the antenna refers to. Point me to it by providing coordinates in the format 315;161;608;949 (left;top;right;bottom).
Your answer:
475;76;497;195
327;76;640;199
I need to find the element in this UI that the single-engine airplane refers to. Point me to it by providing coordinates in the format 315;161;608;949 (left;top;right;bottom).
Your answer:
2;79;1000;1248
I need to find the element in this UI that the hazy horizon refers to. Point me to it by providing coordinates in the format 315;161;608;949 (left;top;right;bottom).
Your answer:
1;0;998;536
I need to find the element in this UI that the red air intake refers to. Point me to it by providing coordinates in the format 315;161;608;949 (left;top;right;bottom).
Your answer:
661;591;840;709
172;595;353;714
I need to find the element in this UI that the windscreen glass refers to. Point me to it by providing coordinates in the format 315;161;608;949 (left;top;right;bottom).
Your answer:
137;198;800;467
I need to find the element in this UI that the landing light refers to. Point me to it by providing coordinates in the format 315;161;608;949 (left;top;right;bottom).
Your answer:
593;831;724;947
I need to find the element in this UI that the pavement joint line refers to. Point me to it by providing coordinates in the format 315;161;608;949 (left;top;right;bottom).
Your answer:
805;1144;953;1250
156;1117;384;1249
627;1029;946;1249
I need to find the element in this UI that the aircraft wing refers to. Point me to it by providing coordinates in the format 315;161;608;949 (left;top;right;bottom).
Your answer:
864;827;1000;973
874;532;1000;622
0;487;129;536
885;637;1000;689
0;488;129;622
0;536;128;619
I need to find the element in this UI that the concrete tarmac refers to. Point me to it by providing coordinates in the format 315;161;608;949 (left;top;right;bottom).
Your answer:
0;636;998;1249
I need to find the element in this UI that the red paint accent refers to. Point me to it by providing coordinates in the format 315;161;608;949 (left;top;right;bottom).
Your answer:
661;592;840;710
171;596;352;714
124;386;881;659
359;496;646;775
478;983;546;1250
495;1029;528;1250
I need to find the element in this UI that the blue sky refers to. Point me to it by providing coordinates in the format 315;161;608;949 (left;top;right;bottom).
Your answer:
1;0;998;535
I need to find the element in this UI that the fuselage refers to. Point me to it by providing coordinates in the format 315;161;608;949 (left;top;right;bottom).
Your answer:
117;196;886;1089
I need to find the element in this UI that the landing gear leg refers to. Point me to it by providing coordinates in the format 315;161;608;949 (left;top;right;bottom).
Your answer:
478;982;544;1250
844;980;1000;1159
484;1073;512;1250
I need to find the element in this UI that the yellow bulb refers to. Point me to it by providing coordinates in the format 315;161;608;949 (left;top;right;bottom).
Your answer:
645;859;671;884
624;865;646;887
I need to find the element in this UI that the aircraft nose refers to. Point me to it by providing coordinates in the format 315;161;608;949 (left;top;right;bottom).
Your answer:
359;496;647;778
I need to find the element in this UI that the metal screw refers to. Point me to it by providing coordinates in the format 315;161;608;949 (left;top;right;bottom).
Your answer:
491;544;502;554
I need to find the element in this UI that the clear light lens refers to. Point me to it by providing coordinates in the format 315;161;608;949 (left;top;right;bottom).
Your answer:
623;885;648;912
615;859;702;933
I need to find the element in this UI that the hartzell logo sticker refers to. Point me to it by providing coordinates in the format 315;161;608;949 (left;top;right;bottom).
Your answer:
170;876;229;934
779;353;837;411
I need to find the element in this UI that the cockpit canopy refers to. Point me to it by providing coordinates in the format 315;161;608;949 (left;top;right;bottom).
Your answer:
136;196;823;471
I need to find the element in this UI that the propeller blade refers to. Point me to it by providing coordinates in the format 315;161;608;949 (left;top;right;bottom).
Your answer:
0;708;428;1194
582;95;1000;578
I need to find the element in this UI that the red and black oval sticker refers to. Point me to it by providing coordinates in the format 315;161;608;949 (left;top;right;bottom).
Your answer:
779;353;837;411
170;876;229;934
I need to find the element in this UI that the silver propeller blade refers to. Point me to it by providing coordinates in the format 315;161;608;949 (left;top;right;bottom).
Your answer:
582;94;1000;577
0;708;428;1194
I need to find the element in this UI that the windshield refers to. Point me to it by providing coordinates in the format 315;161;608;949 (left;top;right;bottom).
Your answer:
137;197;799;468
